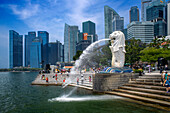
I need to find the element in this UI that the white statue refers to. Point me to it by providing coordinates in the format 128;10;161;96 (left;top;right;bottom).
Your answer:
109;31;126;67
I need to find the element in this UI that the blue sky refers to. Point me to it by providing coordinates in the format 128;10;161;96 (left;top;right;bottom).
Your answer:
0;0;143;68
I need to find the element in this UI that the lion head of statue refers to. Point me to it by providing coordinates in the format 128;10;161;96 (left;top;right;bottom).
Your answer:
109;31;126;53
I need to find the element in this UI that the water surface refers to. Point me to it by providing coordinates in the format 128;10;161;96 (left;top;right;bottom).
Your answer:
0;72;168;113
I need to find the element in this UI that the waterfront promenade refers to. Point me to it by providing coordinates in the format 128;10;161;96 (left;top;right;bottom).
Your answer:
32;70;170;111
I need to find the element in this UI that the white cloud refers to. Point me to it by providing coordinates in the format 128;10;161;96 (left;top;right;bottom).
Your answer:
65;0;103;37
9;3;39;19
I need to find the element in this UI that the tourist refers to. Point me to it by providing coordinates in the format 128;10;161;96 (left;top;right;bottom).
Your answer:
164;72;170;80
41;75;43;80
81;76;84;85
55;77;57;84
163;76;170;93
63;78;65;83
148;64;151;73
89;76;91;82
161;71;165;85
165;65;168;71
43;75;45;80
46;77;48;83
77;77;79;85
160;66;163;74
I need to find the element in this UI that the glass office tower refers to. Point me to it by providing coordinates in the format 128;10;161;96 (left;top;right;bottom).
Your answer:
48;40;63;65
25;32;36;67
112;15;124;32
82;20;96;42
30;38;42;68
127;21;154;43
9;30;23;68
129;6;139;23
146;0;166;37
64;23;78;62
104;5;124;39
38;31;49;66
141;0;152;21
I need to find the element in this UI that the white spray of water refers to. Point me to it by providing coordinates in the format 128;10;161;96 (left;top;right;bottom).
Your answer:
61;87;77;98
71;38;110;73
54;39;111;101
48;95;122;102
62;38;110;88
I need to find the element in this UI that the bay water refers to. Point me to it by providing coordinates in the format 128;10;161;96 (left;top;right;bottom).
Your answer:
0;72;167;113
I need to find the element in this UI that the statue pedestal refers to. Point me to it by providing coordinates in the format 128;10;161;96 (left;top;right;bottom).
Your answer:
93;73;138;92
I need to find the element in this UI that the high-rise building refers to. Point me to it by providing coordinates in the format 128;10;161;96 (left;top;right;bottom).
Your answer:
104;5;124;39
25;32;36;67
9;30;23;68
38;31;49;66
76;40;91;51
78;32;83;43
127;21;154;43
30;38;42;68
123;28;128;40
61;45;64;62
48;40;63;65
129;6;139;23
141;0;152;21
83;20;96;42
167;1;170;35
146;0;166;37
113;15;124;32
141;0;166;21
64;23;79;62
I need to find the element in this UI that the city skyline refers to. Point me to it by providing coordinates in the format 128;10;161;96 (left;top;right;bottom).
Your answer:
0;0;142;68
0;0;169;68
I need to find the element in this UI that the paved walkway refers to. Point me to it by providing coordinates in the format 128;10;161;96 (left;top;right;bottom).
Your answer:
31;72;93;86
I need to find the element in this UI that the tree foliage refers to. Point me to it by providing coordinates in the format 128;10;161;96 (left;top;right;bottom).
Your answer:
140;38;170;63
125;38;146;65
73;50;83;61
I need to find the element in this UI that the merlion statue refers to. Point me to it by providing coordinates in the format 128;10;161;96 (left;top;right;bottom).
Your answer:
109;31;126;68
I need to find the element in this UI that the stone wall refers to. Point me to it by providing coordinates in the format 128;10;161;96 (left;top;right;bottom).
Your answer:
93;73;138;92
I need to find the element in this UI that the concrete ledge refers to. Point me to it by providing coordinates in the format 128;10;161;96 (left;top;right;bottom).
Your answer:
93;73;138;92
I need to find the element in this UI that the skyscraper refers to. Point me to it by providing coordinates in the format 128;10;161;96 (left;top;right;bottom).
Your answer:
82;20;96;42
167;1;170;35
64;23;79;62
38;31;49;66
129;6;139;23
141;0;165;21
25;32;36;67
9;30;23;68
113;15;124;32
61;45;64;62
141;0;152;21
127;21;154;43
104;5;124;39
30;38;42;68
123;28;127;40
146;0;166;37
48;40;63;65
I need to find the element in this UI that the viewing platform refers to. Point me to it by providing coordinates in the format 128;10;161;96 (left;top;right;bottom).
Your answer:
32;71;170;111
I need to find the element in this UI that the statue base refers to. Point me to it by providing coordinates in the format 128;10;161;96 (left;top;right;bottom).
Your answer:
93;73;138;92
